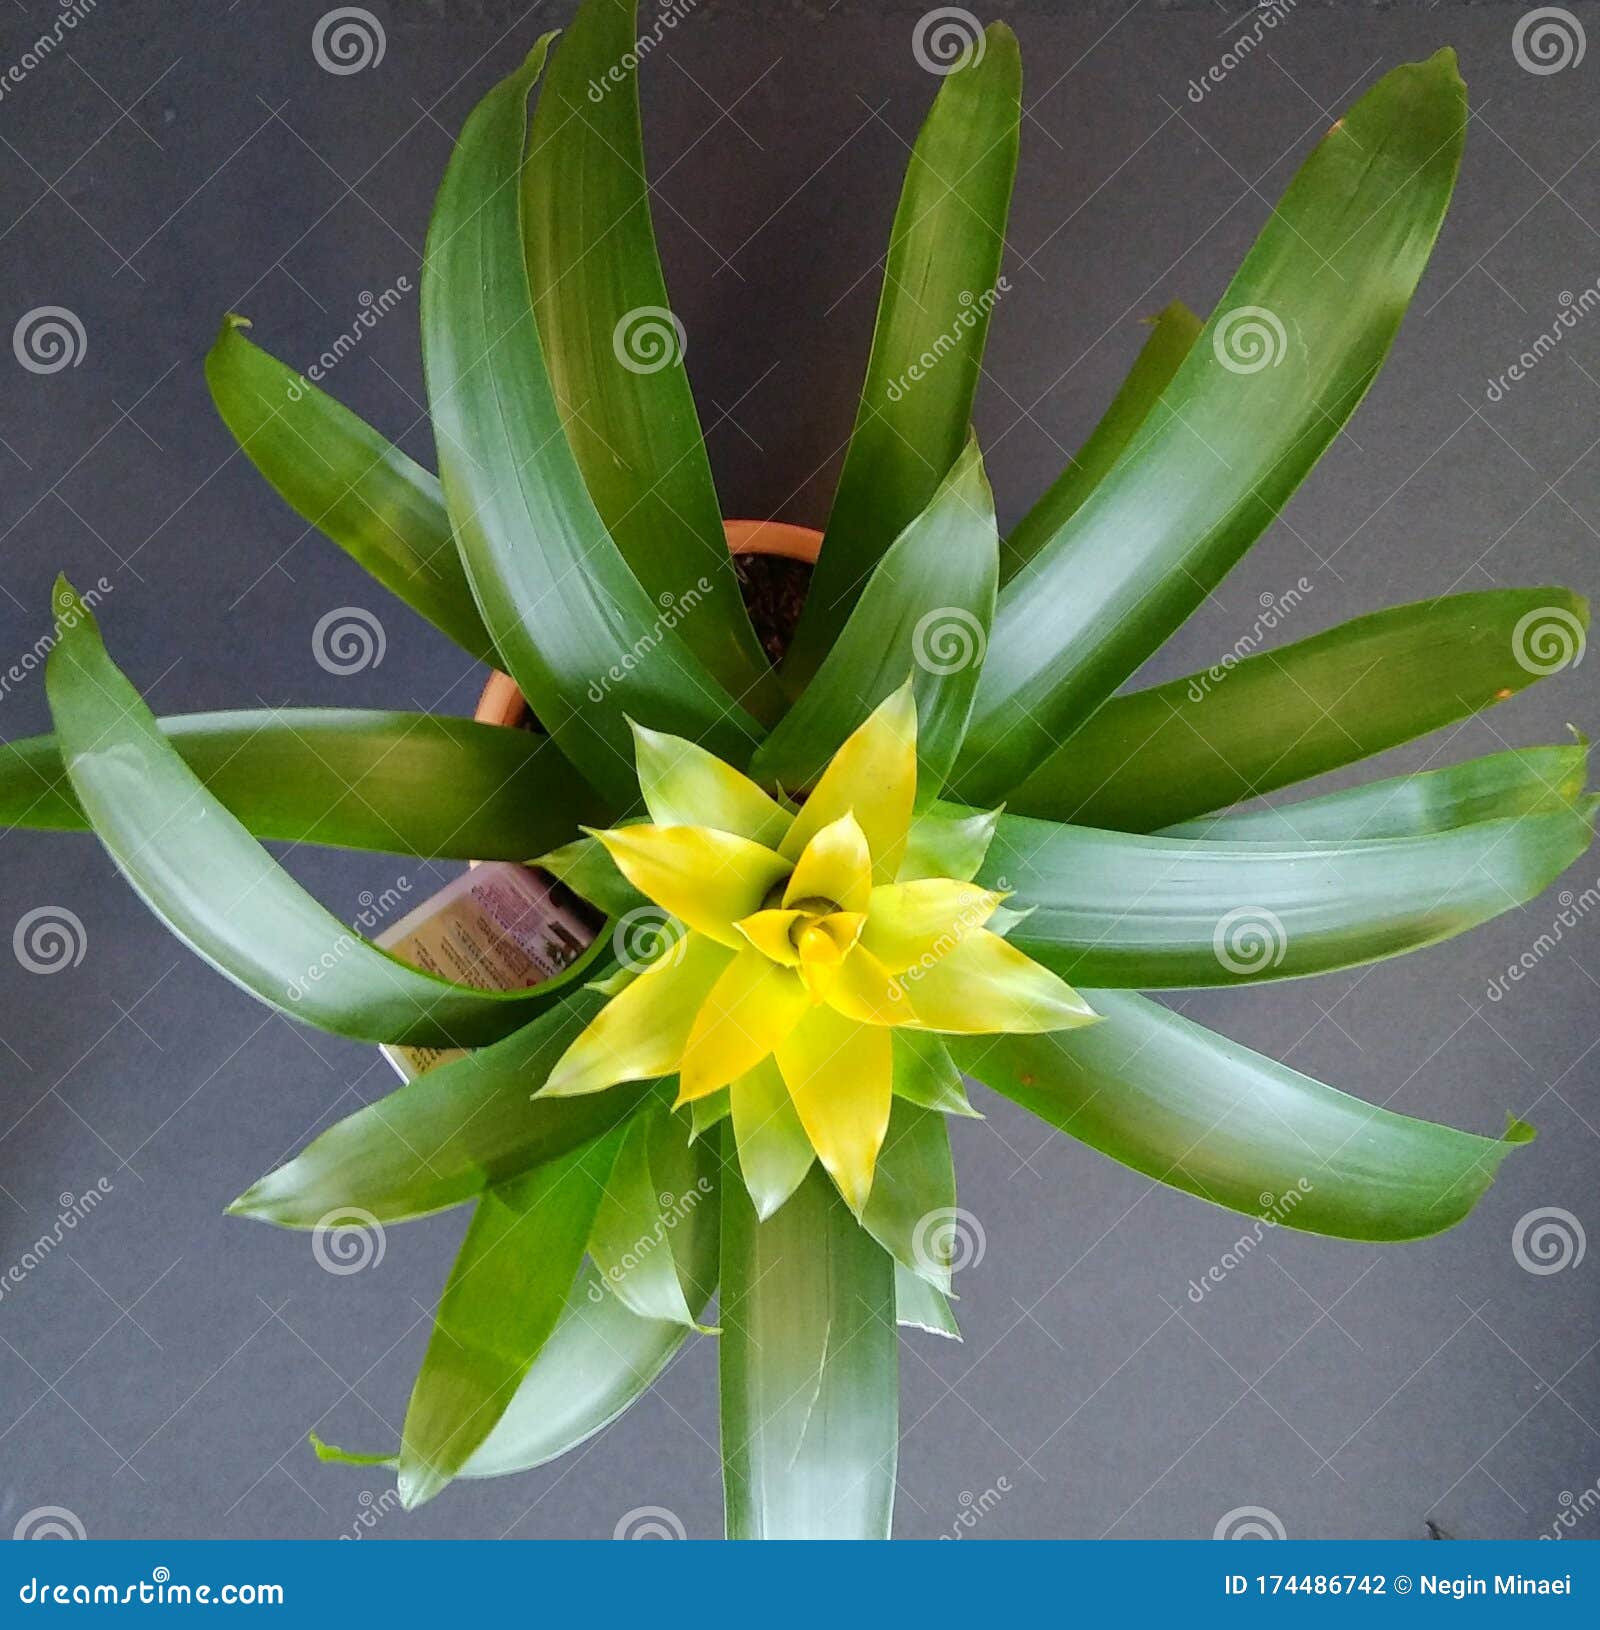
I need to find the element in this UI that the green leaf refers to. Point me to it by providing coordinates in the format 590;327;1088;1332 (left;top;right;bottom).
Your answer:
399;1125;624;1508
588;1102;718;1329
781;24;1020;689
720;1148;898;1539
205;316;494;664
862;1099;956;1291
421;42;761;805
229;994;660;1226
901;803;1001;882
1169;741;1590;842
951;992;1534;1242
44;580;608;1047
538;831;650;917
892;1029;981;1118
983;803;1594;988
1010;588;1589;831
752;437;998;798
895;1265;961;1341
523;0;777;714
1001;301;1202;585
957;51;1469;802
729;1056;815;1221
0;708;604;860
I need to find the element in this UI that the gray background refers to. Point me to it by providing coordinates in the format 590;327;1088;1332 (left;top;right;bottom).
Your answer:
0;0;1597;1541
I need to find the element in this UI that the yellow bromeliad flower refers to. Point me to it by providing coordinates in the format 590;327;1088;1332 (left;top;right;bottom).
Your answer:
541;683;1099;1213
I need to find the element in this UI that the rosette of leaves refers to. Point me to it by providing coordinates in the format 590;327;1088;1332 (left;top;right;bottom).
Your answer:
2;1;1591;1538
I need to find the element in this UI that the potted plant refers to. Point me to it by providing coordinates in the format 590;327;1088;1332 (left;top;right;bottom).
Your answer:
1;0;1591;1539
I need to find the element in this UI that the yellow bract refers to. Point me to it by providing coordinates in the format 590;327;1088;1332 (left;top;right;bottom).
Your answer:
541;681;1099;1213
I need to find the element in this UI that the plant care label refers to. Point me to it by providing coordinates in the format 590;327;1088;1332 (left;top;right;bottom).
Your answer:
375;861;598;1081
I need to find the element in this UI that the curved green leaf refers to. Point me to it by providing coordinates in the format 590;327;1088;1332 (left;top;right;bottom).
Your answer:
229;994;660;1226
950;993;1534;1242
862;1099;956;1291
782;23;1019;689
421;42;760;805
44;582;607;1048
958;51;1469;801
720;1149;898;1539
984;803;1594;988
0;708;603;859
523;0;776;715
892;1028;980;1118
206;316;493;663
1011;587;1588;831
1002;301;1203;585
752;436;997;797
399;1125;624;1508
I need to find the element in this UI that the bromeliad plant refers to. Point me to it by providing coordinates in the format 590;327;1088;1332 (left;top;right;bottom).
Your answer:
3;0;1594;1537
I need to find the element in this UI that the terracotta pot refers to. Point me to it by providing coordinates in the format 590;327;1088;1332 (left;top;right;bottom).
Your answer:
473;519;822;729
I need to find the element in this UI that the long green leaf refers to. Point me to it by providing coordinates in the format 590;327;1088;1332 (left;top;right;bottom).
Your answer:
0;708;603;859
1001;301;1202;584
399;1126;623;1508
720;1148;898;1539
421;42;760;805
751;436;997;796
1170;741;1589;842
229;994;659;1226
781;23;1020;689
206;317;494;663
1010;587;1589;830
523;0;776;715
950;993;1533;1242
984;803;1594;989
957;51;1468;801
44;582;607;1048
